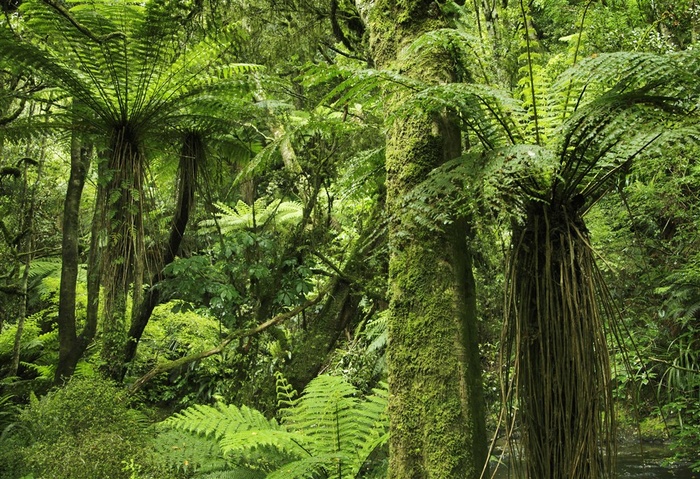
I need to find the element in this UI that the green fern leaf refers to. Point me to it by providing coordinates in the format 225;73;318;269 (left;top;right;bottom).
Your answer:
158;375;388;479
219;429;310;459
163;402;282;440
264;453;344;479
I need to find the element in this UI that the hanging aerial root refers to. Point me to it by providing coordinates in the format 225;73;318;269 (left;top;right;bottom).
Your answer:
500;202;615;479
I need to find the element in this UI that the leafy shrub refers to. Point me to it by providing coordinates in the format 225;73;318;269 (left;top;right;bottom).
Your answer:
4;377;161;479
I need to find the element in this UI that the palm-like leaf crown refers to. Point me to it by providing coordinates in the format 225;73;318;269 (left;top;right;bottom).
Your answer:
362;42;698;229
3;0;266;142
0;0;268;376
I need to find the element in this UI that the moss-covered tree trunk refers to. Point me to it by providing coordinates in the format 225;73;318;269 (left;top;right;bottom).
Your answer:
366;3;489;478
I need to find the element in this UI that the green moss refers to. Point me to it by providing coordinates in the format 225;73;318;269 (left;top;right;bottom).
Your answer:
6;377;163;479
369;0;446;69
366;2;488;477
639;414;670;441
387;233;487;478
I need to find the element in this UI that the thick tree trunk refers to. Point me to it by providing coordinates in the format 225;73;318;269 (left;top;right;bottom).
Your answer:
367;3;489;478
55;127;91;383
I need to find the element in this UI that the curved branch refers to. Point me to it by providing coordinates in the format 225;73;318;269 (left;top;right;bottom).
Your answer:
128;290;328;393
41;0;125;44
0;99;25;126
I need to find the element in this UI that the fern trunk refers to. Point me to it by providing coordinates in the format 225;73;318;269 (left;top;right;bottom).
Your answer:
99;124;147;380
505;201;615;479
122;132;202;375
367;3;489;478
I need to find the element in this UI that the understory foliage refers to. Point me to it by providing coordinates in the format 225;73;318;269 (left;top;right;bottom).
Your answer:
1;377;159;479
589;142;700;468
158;374;388;479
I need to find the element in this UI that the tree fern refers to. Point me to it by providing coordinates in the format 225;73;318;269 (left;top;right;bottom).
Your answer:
1;0;266;379
495;46;699;479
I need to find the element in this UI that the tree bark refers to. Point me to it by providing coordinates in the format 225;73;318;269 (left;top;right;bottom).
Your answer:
10;156;43;377
55;125;92;383
366;3;489;478
85;161;105;353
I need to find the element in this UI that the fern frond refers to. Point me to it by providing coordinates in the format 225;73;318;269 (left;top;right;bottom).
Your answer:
219;429;310;459
337;147;385;201
5;0;261;149
393;83;525;148
322;67;423;110
403;144;558;232
233;136;285;186
364;313;388;355
284;375;388;478
154;427;230;475
197;470;265;479
162;402;282;440
275;371;298;409
23;258;62;280
20;361;54;380
201;199;303;234
550;50;700;129
554;87;688;200
264;453;343;479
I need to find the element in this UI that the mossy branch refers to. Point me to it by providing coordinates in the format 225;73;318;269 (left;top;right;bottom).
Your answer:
0;99;25;126
41;0;125;44
128;290;328;393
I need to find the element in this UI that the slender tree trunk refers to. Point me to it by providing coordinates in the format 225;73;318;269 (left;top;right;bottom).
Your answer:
10;156;42;377
367;3;489;478
0;132;3;335
85;162;105;350
55;124;92;383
